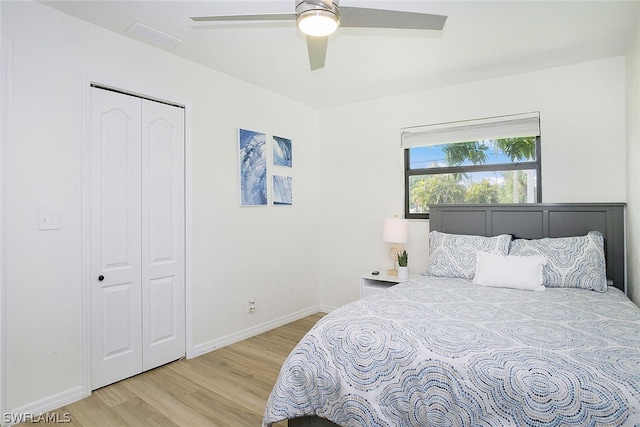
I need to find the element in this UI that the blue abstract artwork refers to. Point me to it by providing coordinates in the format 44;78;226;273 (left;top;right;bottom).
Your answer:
273;136;292;167
239;129;267;206
273;175;292;206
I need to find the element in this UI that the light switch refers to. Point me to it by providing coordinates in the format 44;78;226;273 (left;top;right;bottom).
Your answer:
38;210;59;230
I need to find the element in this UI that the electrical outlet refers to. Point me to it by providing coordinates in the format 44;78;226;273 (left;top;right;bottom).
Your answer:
248;298;255;313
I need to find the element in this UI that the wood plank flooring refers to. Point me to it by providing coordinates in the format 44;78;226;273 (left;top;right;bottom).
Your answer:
21;313;325;427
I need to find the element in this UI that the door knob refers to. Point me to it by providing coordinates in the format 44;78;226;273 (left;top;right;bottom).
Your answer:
98;275;104;281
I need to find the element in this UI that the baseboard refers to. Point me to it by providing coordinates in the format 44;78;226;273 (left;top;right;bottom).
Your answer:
319;304;338;313
192;305;323;358
3;385;88;426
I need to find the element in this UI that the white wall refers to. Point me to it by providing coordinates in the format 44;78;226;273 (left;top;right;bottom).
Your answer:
318;57;627;309
2;0;320;413
626;10;640;306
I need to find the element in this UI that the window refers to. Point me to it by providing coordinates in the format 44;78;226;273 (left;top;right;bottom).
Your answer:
403;112;541;219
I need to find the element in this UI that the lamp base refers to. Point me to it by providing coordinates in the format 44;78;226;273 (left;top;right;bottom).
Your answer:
387;268;398;276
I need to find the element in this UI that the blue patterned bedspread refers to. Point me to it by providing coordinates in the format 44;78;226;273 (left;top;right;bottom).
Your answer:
263;276;640;426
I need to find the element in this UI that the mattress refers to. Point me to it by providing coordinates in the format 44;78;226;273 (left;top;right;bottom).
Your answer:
263;276;640;426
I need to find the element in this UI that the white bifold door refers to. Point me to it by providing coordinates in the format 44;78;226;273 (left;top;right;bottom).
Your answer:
89;87;185;390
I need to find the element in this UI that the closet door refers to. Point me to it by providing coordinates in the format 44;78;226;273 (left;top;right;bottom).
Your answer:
141;99;185;371
89;87;185;390
90;88;143;390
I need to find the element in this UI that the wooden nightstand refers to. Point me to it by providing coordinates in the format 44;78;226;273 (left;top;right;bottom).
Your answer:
360;273;412;298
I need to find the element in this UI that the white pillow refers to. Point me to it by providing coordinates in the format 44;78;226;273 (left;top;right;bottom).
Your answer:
473;251;547;291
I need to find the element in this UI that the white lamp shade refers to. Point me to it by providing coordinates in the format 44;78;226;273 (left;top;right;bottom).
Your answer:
383;217;408;244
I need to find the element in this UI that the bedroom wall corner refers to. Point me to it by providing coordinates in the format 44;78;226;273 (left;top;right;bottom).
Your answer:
0;37;10;423
625;8;640;306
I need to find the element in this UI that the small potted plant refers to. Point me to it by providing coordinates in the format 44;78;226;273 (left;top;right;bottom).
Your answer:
397;250;409;279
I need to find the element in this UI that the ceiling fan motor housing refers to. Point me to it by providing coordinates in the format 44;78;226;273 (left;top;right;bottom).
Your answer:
296;0;341;28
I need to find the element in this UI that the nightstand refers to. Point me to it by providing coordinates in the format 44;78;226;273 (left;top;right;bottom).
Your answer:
360;273;411;298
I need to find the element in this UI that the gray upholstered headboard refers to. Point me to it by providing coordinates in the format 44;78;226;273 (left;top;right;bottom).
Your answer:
428;203;626;293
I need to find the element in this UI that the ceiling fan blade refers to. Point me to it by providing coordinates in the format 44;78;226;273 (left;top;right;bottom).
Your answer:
191;13;296;22
306;36;328;71
340;7;447;31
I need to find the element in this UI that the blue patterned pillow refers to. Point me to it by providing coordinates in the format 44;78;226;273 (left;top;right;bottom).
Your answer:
508;231;607;292
425;231;512;279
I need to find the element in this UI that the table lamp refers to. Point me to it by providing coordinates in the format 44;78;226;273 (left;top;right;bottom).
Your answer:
383;216;408;276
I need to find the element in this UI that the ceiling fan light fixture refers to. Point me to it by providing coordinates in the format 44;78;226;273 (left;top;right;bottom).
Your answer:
297;10;339;37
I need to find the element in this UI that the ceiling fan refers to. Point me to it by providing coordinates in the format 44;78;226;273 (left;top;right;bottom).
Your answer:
190;0;447;71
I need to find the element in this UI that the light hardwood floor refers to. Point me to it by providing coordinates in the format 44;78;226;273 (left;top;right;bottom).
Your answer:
22;313;325;427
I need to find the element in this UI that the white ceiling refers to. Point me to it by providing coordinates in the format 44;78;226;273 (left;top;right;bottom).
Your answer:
39;0;639;109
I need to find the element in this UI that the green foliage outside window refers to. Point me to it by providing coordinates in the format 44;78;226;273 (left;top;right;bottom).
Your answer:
406;136;540;217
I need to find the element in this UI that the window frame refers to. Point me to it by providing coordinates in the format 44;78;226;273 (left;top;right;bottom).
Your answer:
404;136;542;219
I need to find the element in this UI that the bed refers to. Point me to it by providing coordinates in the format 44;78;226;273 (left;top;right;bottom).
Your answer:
263;203;640;427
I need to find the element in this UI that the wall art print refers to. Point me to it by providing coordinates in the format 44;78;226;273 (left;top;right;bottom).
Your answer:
273;175;293;205
272;135;292;167
239;128;267;206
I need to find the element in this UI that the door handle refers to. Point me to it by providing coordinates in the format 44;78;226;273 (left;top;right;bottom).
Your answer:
98;275;104;281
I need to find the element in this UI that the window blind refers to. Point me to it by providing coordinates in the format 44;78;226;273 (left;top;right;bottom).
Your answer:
401;112;540;149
